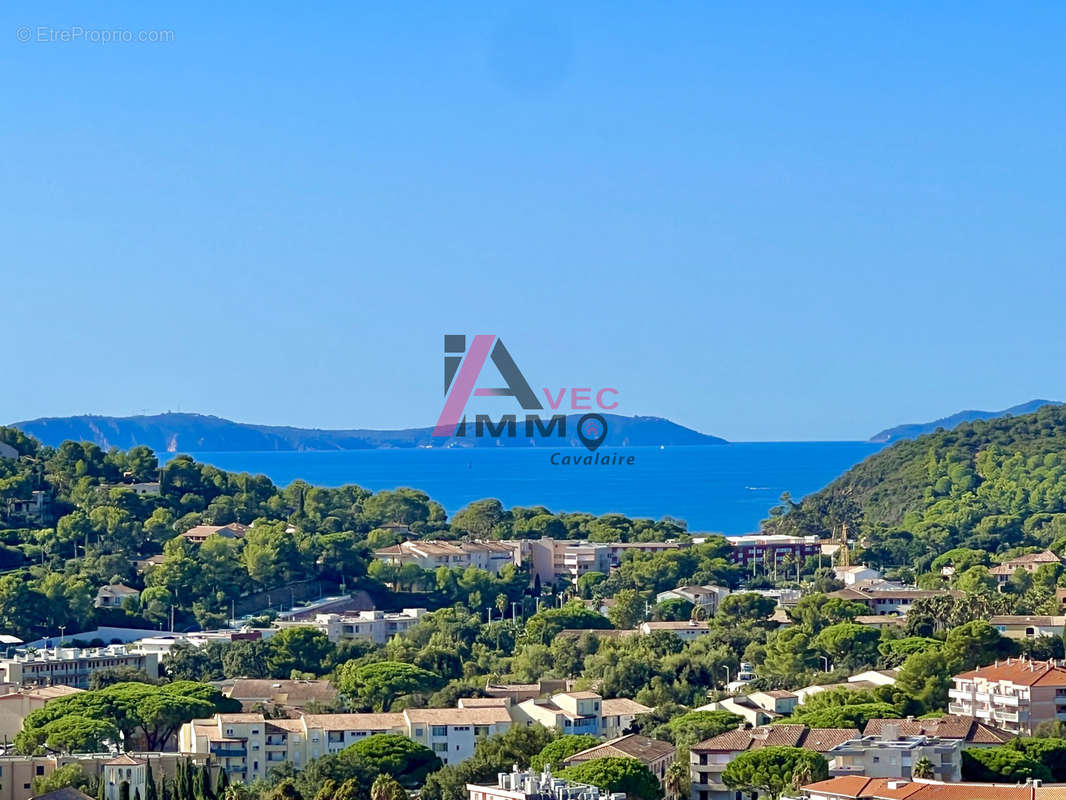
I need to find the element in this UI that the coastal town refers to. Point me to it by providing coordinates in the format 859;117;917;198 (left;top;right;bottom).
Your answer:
5;426;1066;800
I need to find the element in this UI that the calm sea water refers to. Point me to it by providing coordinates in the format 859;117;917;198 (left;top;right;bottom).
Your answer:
161;442;883;534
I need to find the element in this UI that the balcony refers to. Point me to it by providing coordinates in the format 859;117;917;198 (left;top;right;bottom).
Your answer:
947;703;970;715
211;749;247;758
993;709;1020;723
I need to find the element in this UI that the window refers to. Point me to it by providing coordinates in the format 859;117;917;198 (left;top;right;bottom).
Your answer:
36;767;44;776
431;726;448;737
433;743;448;753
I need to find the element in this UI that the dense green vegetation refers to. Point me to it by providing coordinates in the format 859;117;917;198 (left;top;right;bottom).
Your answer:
0;429;688;639
765;405;1066;577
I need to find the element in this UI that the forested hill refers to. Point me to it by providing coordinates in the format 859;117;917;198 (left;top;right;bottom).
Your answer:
868;399;1061;443
11;412;726;451
765;404;1066;567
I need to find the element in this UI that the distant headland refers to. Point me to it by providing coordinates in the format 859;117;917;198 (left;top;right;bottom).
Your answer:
11;412;728;452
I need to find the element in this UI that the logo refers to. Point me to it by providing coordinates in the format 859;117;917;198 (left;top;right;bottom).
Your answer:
434;335;628;463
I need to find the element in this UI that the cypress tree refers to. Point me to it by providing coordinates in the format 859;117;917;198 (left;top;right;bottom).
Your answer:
145;763;158;800
215;768;229;800
160;776;170;800
182;758;195;800
192;765;204;800
97;775;107;800
199;764;215;800
135;789;142;800
119;782;130;800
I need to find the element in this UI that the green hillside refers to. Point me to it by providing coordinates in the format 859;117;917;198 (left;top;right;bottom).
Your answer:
766;404;1066;568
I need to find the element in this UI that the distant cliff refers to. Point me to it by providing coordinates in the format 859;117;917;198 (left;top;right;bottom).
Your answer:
869;399;1062;443
12;412;727;451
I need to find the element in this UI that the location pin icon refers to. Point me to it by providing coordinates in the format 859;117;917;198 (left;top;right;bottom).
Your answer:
577;414;608;452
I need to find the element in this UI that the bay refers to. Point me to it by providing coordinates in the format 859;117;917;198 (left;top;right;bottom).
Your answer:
161;442;883;534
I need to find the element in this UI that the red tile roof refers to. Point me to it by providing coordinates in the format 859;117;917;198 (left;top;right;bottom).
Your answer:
862;715;1014;744
955;658;1066;687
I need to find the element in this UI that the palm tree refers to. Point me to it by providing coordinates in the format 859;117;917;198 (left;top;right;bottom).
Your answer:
912;757;935;780
791;762;814;792
664;761;689;800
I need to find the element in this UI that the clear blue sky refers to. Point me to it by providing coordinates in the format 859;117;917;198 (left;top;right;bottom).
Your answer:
4;2;1065;441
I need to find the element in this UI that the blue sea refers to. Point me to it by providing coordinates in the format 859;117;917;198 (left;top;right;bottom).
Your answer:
161;442;883;534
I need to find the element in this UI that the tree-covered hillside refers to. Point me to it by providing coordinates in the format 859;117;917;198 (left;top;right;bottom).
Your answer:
766;404;1066;568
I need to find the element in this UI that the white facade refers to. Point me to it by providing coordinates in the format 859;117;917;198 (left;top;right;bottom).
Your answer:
274;609;428;644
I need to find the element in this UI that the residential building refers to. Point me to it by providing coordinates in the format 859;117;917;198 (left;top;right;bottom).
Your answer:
726;534;821;570
179;523;249;544
94;584;140;609
990;550;1063;585
655;585;731;615
0;685;83;740
503;537;685;585
223;679;338;712
180;712;405;781
180;706;513;779
404;707;513;765
4;492;51;525
699;696;779;727
373;540;519;575
601;698;652;738
690;725;857;800
827;581;958;616
989;615;1066;640
514;691;603;736
948;657;1066;735
834;566;882;585
638;620;711;641
746;690;799;715
483;679;575;703
0;646;161;689
794;672;897;705
467;768;617;800
101;755;145;800
512;691;648;739
854;616;906;631
862;716;1014;749
273;608;428;644
800;776;1052;800
562;734;675;785
827;725;962;782
34;789;93;800
0;753;207;800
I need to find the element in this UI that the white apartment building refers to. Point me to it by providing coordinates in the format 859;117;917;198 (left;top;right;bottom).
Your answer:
948;658;1066;735
0;646;160;689
655;585;731;614
180;706;513;780
639;620;711;641
827;726;962;782
513;691;650;739
468;768;621;800
179;712;407;781
273;609;428;644
404;707;514;765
